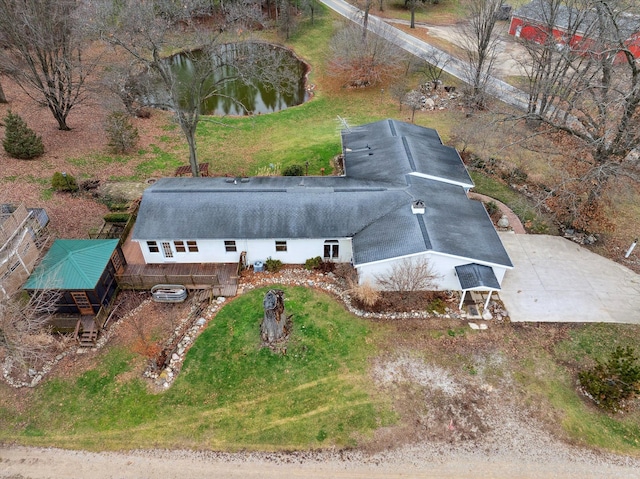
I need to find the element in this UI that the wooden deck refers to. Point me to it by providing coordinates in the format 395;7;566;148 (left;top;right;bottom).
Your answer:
117;262;239;296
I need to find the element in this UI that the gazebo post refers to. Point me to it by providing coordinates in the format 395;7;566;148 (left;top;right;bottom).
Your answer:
484;291;492;310
459;290;467;310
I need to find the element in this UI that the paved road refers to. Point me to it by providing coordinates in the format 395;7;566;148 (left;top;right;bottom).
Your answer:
318;0;530;111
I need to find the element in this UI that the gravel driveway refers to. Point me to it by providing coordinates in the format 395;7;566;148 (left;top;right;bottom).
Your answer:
2;442;639;479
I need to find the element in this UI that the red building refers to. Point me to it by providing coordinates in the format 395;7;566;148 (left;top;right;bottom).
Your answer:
509;0;640;61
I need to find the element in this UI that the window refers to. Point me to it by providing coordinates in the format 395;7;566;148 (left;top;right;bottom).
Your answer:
187;240;199;252
174;240;186;253
324;240;339;259
275;241;287;252
162;241;173;258
147;241;159;253
111;250;124;273
224;240;237;252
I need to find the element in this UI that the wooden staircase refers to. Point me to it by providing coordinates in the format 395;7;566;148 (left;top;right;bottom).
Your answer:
74;317;99;347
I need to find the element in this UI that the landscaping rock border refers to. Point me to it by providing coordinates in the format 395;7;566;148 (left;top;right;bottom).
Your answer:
3;268;509;389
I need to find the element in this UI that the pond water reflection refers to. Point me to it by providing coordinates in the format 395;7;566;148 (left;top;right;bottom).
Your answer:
152;42;309;116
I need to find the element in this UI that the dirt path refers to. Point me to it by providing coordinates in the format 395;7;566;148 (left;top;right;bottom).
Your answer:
2;444;639;479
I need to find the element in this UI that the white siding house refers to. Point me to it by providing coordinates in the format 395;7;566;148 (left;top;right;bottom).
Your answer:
132;119;513;295
140;237;353;266
356;251;509;291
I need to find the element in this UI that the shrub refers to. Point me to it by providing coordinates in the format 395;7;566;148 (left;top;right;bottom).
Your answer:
349;280;380;308
305;256;323;270
282;164;305;176
501;166;528;184
427;297;447;314
99;192;130;211
51;172;79;192
103;212;131;223
264;257;283;272
317;260;336;273
304;256;336;273
375;257;440;293
334;263;357;282
105;111;139;154
484;200;499;217
578;346;640;412
2;110;44;159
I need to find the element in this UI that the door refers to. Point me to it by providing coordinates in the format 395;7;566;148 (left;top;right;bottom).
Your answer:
161;241;174;258
324;240;339;259
71;291;94;315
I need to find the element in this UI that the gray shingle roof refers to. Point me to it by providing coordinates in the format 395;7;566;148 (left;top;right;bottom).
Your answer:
341;119;472;188
134;177;409;240
352;202;430;265
455;263;501;290
133;119;513;269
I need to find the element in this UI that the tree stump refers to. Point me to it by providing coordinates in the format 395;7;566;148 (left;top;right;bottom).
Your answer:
261;289;292;352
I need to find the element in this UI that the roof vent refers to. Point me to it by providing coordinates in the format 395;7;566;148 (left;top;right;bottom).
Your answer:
411;199;426;214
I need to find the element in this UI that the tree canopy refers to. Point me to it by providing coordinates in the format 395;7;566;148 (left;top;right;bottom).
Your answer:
0;0;92;130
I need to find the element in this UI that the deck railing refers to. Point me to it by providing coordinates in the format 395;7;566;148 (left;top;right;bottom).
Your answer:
116;262;238;296
118;272;221;289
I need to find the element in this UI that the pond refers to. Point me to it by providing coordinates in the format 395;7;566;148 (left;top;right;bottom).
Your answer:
147;42;309;116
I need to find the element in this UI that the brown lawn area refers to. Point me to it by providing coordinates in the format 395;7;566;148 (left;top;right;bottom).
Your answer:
0;70;180;239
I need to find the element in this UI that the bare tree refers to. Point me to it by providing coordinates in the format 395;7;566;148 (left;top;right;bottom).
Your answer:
403;90;423;123
301;0;319;24
328;20;406;88
419;49;451;90
406;0;425;29
390;79;410;111
517;0;592;116
514;0;640;231
405;0;441;28
0;0;93;130
276;0;297;40
0;290;64;378
375;257;441;292
88;0;211;176
360;0;373;39
0;80;6;104
460;0;504;107
87;0;275;177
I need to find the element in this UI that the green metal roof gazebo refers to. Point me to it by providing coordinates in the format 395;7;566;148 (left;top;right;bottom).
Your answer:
24;239;119;290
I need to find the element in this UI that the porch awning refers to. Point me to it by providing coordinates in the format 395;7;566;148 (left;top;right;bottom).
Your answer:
455;263;501;291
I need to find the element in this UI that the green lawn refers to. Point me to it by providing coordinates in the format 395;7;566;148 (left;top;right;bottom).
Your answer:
469;170;557;234
513;324;640;454
0;288;393;451
94;9;464;180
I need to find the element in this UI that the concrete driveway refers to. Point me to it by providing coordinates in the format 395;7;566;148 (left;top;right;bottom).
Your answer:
498;233;640;323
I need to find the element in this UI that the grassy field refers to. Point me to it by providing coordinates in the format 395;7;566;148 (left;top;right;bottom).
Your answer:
514;323;640;454
0;288;394;451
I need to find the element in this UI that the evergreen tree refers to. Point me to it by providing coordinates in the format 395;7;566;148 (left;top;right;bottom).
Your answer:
579;346;640;412
2;110;44;159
